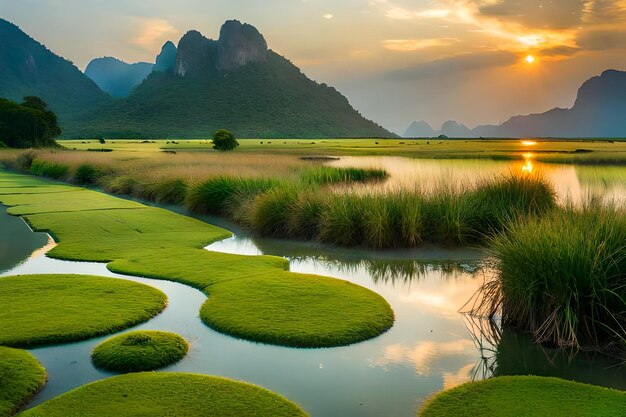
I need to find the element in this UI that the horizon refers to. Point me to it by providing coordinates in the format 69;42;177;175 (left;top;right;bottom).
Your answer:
2;1;626;134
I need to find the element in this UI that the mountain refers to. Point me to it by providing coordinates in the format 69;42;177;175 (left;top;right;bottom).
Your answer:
441;120;471;137
154;41;177;73
479;69;626;138
76;20;393;138
0;19;392;138
405;69;626;138
404;120;436;137
0;18;111;132
85;57;153;97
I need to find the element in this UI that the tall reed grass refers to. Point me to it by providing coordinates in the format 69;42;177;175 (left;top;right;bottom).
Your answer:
241;174;555;249
477;202;626;357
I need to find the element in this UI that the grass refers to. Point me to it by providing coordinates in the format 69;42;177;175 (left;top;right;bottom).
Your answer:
0;274;167;348
477;203;626;356
17;372;308;417
241;174;556;248
53;138;626;164
0;347;46;417
418;376;626;417
91;331;189;373
0;171;394;348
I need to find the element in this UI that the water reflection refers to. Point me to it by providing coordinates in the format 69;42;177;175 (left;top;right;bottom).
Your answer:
462;315;626;390
327;156;626;205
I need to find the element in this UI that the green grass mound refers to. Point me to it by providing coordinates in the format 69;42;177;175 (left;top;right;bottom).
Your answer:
0;274;166;348
18;373;308;417
0;347;46;417
0;172;394;348
92;331;188;373
419;376;626;417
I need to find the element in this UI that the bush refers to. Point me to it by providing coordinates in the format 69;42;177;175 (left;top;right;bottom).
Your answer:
212;129;239;151
74;164;99;184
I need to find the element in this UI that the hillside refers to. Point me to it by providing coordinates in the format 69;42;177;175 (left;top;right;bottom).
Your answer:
0;19;393;139
0;19;111;132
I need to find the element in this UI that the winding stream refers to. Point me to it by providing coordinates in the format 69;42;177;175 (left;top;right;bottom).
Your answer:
2;205;624;417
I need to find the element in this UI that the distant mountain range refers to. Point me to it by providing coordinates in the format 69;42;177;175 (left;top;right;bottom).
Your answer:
0;18;393;138
405;69;626;138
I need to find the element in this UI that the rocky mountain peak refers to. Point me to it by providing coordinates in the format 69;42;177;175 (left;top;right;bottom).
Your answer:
175;21;267;76
154;41;177;73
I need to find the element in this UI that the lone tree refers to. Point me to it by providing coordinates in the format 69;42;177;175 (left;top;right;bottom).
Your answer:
212;129;239;151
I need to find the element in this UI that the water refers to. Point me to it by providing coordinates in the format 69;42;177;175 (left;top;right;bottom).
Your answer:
327;156;626;205
2;196;625;416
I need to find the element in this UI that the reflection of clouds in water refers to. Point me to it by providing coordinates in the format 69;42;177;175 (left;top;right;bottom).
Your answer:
399;275;484;319
371;339;476;381
442;363;476;390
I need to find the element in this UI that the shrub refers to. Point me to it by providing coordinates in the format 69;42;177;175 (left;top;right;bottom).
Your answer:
30;159;69;179
74;164;99;184
212;129;239;151
185;176;279;217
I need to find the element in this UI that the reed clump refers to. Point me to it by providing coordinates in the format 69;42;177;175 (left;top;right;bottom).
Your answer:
479;203;626;357
240;173;555;249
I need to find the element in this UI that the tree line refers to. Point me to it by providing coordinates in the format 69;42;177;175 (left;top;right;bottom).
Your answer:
0;96;61;148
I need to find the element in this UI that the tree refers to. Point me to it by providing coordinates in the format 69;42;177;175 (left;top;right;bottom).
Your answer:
212;129;239;151
0;97;61;148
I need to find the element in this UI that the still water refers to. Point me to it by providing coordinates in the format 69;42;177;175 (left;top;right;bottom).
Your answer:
2;205;624;417
328;156;626;205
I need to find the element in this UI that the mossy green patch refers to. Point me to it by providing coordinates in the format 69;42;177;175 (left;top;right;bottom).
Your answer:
92;331;188;373
0;347;46;417
0;274;167;348
0;171;394;348
418;376;626;417
18;372;308;417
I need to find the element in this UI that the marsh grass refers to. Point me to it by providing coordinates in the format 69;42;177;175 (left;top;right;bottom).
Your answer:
475;202;626;357
242;173;556;249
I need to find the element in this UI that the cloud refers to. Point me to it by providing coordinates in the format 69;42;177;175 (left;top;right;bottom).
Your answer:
383;38;458;51
128;17;179;52
384;51;518;81
578;29;626;50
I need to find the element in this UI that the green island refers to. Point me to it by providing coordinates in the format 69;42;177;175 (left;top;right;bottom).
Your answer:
0;347;46;417
418;376;626;417
92;331;189;373
0;171;394;348
17;373;308;417
0;274;166;348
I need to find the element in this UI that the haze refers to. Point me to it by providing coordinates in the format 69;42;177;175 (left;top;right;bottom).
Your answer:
2;0;625;133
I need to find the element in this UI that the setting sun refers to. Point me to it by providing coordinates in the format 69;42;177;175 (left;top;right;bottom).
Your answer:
525;54;536;64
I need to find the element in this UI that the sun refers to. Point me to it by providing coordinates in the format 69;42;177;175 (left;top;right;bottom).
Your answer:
525;54;536;64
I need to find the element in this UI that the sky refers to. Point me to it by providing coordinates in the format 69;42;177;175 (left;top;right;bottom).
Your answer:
2;0;626;134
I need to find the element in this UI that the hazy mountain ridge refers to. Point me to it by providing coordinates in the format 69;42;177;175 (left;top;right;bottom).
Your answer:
405;69;626;138
0;19;394;138
85;57;153;97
